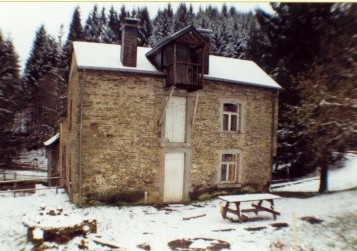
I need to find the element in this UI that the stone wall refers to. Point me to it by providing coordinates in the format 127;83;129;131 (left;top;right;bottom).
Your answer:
190;80;278;194
64;57;82;203
79;70;164;204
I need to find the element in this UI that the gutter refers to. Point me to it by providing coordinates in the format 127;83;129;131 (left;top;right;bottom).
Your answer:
270;89;279;189
204;76;281;90
78;69;86;207
77;66;165;77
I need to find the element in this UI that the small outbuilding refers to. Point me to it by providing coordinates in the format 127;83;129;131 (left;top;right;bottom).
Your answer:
44;133;60;186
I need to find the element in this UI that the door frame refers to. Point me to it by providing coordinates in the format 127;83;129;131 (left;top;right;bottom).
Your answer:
163;152;185;202
161;149;191;203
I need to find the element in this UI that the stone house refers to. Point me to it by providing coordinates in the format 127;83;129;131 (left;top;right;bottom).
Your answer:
59;18;281;206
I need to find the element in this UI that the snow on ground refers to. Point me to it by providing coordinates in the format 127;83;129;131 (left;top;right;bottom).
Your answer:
272;153;357;192
0;154;356;251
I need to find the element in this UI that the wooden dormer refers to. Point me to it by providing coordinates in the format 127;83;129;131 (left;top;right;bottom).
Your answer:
146;26;210;92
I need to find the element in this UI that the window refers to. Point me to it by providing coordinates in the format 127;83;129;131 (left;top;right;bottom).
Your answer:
219;99;245;133
223;103;239;131
220;153;238;182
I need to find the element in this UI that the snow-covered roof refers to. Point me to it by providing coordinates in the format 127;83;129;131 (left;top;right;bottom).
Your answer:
73;41;281;89
207;56;281;89
73;42;160;75
146;25;206;58
43;133;59;146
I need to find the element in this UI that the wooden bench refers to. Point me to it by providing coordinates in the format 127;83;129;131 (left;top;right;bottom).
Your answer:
218;193;282;222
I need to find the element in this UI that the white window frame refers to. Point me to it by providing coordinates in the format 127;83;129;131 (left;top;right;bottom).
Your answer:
217;149;242;184
223;103;239;131
219;98;246;133
220;153;238;183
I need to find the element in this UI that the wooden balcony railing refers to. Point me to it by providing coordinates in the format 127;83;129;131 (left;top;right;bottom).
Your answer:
166;62;203;91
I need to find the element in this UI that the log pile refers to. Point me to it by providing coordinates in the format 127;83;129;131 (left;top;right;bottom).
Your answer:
23;204;96;247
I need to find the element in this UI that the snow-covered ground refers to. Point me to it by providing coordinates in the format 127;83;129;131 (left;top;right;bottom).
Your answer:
0;154;356;251
271;153;357;192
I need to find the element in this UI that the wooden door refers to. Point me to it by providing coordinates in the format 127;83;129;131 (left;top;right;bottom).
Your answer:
165;97;186;142
163;152;185;202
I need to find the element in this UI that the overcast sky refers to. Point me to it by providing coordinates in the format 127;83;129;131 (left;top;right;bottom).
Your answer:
0;2;273;72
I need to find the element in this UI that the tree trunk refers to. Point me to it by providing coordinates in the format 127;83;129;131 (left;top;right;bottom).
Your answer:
319;159;329;193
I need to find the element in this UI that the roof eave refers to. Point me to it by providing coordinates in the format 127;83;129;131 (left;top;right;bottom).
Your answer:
204;76;282;90
77;65;165;76
75;67;281;90
146;25;206;60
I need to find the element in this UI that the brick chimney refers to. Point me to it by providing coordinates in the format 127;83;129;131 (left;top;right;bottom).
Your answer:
197;28;212;74
120;17;140;67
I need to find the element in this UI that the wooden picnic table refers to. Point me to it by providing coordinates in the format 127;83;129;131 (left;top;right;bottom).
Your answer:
218;193;282;222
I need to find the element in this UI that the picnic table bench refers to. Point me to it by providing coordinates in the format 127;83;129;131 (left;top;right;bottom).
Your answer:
218;193;282;222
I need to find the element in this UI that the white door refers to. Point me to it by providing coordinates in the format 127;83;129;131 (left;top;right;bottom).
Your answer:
164;152;185;202
165;97;186;142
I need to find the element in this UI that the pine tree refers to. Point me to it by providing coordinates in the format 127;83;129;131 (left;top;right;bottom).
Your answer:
0;32;22;167
137;7;153;47
187;4;195;25
22;25;60;145
63;6;84;82
194;7;210;29
83;4;102;42
206;5;219;21
23;25;58;87
174;3;193;31
67;6;83;43
210;19;230;56
131;9;137;18
119;5;129;24
54;25;67;118
293;3;357;192
221;3;228;18
209;6;231;56
246;16;271;67
99;7;109;42
150;4;174;46
229;6;238;17
227;11;254;59
106;6;121;44
256;3;335;178
118;5;130;44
